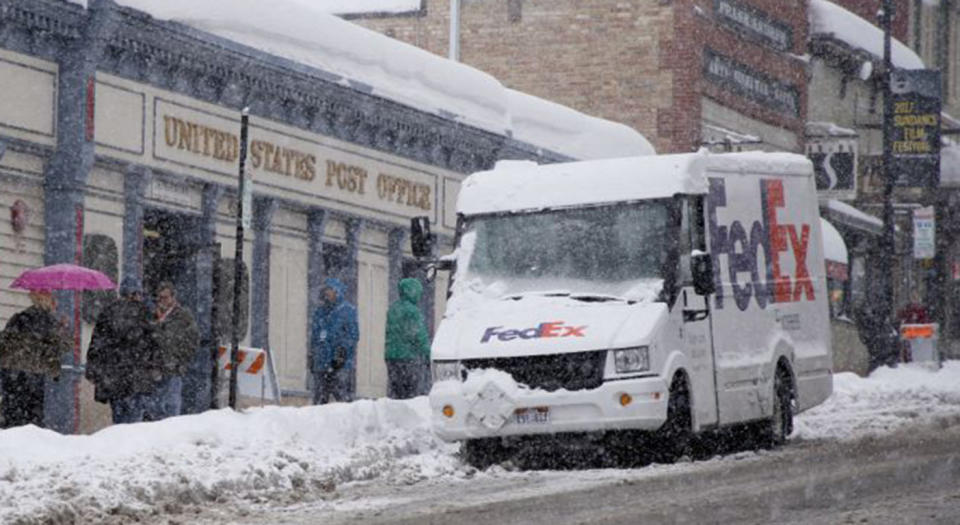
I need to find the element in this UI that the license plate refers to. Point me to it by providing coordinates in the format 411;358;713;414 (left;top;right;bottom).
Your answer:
514;407;550;425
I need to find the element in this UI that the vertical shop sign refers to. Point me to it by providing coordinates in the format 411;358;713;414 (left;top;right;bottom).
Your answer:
913;206;935;259
891;70;941;187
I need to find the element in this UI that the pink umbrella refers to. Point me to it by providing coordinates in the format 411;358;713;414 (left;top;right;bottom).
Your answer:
10;263;116;291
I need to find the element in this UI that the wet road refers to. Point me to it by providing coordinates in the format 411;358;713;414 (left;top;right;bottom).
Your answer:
182;417;960;525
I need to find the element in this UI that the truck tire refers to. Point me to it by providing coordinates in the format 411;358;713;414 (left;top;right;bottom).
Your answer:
655;374;692;463
461;438;508;469
762;367;794;448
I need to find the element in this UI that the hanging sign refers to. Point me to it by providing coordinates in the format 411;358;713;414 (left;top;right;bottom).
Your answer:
891;70;941;187
913;206;935;259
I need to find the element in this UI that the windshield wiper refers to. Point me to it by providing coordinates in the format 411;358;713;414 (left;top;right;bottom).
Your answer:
503;290;570;301
569;293;635;304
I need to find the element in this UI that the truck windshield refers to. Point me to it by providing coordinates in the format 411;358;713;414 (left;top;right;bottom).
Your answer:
460;201;671;302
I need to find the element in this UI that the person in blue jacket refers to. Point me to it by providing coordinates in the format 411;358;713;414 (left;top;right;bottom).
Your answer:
310;278;359;404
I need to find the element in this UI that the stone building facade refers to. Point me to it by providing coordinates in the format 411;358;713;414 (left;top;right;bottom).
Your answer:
0;0;651;433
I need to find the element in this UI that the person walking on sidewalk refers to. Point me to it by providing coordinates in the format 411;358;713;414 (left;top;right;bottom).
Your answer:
0;290;70;428
384;278;431;399
146;281;198;420
86;286;161;424
310;278;358;404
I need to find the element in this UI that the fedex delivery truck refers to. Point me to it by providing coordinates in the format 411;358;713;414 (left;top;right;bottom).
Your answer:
410;151;833;464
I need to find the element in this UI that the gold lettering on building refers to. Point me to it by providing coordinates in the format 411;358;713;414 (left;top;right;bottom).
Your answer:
376;172;432;211
163;115;238;163
325;160;370;195
251;140;316;181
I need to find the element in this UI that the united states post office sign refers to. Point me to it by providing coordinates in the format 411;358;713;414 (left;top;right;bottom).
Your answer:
153;99;440;224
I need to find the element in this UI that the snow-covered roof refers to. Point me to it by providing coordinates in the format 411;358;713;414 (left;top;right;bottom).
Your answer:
457;151;710;215
63;0;653;161
506;89;655;160
820;218;848;263
112;0;510;134
292;0;422;15
809;0;925;70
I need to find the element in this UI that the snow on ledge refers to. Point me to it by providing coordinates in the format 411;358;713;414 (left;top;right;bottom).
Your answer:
809;0;924;70
115;0;510;135
60;0;657;161
826;199;883;228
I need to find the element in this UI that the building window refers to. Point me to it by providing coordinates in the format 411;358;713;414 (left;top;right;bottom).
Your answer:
82;234;118;324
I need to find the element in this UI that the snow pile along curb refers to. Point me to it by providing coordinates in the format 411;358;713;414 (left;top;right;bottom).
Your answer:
794;361;960;441
0;397;460;523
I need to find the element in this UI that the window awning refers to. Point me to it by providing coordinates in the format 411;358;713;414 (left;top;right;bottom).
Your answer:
822;199;883;236
821;218;849;281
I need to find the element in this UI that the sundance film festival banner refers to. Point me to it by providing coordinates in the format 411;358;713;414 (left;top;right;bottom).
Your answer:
891;69;941;187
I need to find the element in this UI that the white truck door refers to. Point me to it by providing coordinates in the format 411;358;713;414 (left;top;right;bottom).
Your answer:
679;197;718;429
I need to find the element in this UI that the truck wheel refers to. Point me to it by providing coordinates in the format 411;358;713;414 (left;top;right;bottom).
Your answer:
656;375;692;463
461;438;507;469
763;367;793;448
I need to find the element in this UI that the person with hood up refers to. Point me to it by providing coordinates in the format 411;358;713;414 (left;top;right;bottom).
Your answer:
0;290;70;428
85;286;162;424
384;278;431;399
310;278;358;404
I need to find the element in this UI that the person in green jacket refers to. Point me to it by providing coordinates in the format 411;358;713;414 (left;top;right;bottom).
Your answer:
384;278;430;399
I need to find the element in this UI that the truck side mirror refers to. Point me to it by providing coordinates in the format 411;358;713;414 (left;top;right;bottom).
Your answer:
691;252;715;296
410;216;436;259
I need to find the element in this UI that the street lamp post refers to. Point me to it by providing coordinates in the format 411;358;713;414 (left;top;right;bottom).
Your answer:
876;0;897;370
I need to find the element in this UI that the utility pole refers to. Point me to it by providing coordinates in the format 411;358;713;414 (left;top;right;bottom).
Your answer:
229;108;250;409
875;0;897;370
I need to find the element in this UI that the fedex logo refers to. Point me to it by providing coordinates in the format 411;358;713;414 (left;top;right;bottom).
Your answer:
481;321;587;343
707;178;814;312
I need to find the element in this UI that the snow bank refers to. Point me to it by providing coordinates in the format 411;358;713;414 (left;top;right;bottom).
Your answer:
794;361;960;441
809;0;925;70
0;398;461;523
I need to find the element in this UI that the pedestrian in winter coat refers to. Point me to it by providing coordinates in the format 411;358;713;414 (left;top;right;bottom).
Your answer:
384;278;431;399
309;278;358;404
145;281;198;420
85;287;162;424
0;290;70;428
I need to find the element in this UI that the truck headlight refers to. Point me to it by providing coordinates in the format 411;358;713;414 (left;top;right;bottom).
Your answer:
614;347;650;374
432;360;462;382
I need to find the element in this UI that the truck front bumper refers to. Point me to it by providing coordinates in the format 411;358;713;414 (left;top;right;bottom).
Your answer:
430;375;670;441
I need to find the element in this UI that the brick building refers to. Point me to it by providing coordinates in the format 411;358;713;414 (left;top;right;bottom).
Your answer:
352;0;808;154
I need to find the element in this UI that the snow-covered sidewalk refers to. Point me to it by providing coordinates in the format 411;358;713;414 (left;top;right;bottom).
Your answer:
2;362;960;523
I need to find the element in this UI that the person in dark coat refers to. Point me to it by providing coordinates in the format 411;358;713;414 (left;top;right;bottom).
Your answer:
309;278;358;404
85;287;162;424
384;278;431;399
145;281;198;420
0;290;69;428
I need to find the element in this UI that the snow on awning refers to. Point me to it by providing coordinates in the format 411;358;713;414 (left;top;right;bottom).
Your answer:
805;121;857;138
506;89;655;160
809;0;925;70
824;199;883;236
821;218;849;280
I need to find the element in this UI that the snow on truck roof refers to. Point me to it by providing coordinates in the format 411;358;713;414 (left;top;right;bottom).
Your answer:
69;0;652;160
456;151;812;215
